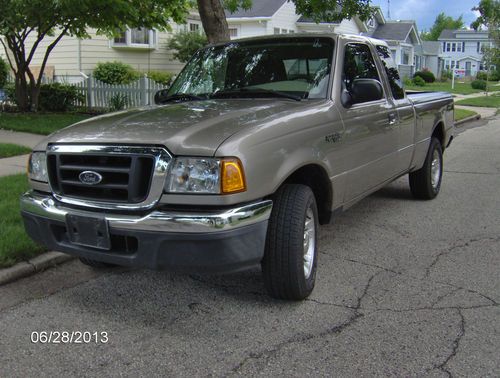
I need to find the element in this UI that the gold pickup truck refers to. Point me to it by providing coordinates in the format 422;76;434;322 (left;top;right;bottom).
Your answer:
21;34;454;300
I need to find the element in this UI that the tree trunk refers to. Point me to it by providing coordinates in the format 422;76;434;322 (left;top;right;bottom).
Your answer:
14;72;31;112
197;0;230;43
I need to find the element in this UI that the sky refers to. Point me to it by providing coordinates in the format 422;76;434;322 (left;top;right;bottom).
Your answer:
370;0;481;32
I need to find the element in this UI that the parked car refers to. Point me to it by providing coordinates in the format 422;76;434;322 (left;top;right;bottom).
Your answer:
21;34;454;300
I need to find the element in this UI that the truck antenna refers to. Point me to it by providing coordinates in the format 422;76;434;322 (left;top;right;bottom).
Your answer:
387;0;391;19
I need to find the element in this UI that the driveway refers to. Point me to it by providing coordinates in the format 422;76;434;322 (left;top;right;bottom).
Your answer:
0;117;499;376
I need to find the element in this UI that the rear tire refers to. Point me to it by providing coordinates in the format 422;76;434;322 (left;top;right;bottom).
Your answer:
79;257;116;269
262;184;319;300
409;137;443;200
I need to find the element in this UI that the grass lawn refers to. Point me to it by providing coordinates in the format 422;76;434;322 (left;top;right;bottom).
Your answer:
0;112;92;135
0;143;31;158
0;174;46;268
455;95;500;108
454;108;478;121
405;81;500;95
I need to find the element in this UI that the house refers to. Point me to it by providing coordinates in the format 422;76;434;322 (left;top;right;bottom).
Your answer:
0;14;204;83
437;29;494;77
224;0;369;37
414;41;442;77
367;21;421;78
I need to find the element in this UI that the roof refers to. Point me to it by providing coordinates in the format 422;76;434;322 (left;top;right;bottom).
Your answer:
371;21;415;41
297;15;338;24
225;0;286;18
438;28;491;40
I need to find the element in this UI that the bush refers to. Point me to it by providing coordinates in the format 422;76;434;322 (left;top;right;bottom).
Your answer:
167;31;208;63
471;79;487;90
488;71;499;81
108;94;128;111
476;71;488;80
147;71;174;86
412;76;426;86
0;57;9;88
93;61;140;85
414;70;435;83
38;83;84;112
441;70;452;80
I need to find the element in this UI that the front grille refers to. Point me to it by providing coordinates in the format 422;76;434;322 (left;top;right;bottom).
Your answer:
47;148;155;203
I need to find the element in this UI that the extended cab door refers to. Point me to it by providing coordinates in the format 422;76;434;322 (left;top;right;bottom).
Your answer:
335;39;400;202
375;45;416;173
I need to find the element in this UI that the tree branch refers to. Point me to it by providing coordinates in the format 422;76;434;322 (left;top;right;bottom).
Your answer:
35;25;71;87
0;37;18;74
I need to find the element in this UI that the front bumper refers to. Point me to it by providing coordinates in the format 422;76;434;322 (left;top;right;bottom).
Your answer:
20;191;272;273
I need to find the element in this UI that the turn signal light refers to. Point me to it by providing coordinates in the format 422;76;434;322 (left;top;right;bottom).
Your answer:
221;158;246;194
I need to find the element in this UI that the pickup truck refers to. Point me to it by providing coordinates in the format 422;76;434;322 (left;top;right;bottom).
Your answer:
21;34;454;300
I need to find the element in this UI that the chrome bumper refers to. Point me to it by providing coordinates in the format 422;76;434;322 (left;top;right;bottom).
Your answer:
20;191;273;234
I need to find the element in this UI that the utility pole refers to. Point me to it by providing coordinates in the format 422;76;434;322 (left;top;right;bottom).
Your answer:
387;0;391;19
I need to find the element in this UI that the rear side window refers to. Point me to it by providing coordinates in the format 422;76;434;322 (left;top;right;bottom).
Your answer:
376;45;405;99
342;43;381;98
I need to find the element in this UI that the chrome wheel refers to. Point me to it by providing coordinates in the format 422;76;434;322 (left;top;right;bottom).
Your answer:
430;149;441;190
303;206;316;279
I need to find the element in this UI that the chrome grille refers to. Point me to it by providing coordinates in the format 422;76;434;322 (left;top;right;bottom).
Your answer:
47;145;171;210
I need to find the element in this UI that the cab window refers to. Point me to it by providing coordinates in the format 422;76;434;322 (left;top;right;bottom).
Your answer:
376;45;405;100
342;43;381;101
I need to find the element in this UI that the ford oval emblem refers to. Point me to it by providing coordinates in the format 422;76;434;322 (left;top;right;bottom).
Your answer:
79;171;103;185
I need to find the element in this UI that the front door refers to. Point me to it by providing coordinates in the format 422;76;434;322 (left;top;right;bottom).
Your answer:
336;40;400;202
465;61;472;77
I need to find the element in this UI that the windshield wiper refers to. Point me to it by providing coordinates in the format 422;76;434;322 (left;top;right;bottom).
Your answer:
155;92;205;104
211;87;302;101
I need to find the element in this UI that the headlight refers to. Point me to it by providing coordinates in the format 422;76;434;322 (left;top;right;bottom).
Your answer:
165;157;246;194
28;152;48;182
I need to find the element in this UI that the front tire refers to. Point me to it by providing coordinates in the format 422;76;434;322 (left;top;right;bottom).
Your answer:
409;137;443;200
262;184;319;300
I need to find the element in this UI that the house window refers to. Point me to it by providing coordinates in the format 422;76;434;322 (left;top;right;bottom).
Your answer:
451;43;456;52
289;30;295;33
446;43;451;52
281;29;288;34
402;49;410;65
189;23;200;33
112;28;157;48
367;17;375;28
229;28;238;38
456;42;462;52
274;28;280;34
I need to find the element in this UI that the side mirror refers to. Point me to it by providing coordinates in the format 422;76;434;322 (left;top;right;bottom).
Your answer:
154;89;170;105
342;78;384;108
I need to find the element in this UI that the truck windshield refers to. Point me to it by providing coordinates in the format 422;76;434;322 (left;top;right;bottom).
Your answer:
166;37;334;101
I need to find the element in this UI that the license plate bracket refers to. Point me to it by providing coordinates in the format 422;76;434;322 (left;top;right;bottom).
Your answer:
66;214;111;250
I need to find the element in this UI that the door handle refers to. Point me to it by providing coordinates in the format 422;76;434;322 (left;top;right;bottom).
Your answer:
388;113;398;125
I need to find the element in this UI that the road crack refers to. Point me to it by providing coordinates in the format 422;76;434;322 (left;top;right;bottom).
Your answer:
228;270;383;375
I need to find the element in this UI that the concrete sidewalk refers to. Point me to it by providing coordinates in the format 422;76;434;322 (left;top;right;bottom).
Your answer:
0;129;44;148
453;89;500;100
455;105;498;119
0;130;44;177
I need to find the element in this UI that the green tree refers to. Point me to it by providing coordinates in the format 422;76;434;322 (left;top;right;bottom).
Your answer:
198;0;375;43
0;57;9;88
0;0;190;112
421;13;464;41
167;31;208;63
472;0;500;78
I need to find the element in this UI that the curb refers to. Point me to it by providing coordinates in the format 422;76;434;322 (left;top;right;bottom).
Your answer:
455;114;481;126
0;252;75;286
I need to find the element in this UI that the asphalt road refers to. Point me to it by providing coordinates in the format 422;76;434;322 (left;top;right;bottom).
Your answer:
1;116;499;377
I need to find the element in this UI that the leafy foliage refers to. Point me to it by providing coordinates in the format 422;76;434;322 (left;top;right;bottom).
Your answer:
420;13;464;41
414;70;436;83
0;0;191;111
476;71;488;80
38;83;84;112
147;71;174;86
167;31;208;63
471;79;487;90
0;57;9;88
412;76;426;86
93;61;140;85
108;94;129;111
471;0;500;44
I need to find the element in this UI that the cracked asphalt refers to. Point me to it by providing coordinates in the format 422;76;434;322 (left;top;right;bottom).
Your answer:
1;116;499;377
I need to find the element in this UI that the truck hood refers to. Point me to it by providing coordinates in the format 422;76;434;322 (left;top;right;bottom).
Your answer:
39;100;310;156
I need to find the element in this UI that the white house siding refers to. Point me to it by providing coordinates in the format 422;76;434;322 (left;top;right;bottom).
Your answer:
226;21;268;39
7;24;194;83
269;2;300;33
334;19;361;34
